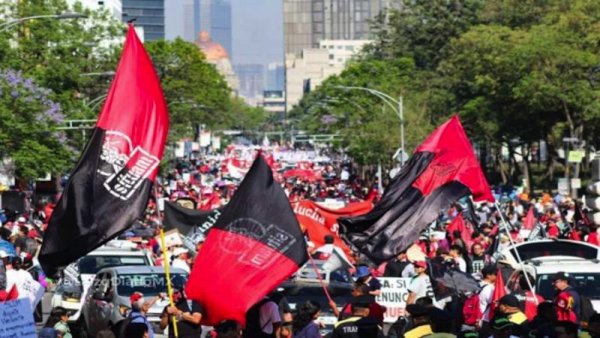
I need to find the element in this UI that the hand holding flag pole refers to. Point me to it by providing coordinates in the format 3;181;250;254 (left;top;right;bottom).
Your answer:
154;187;179;338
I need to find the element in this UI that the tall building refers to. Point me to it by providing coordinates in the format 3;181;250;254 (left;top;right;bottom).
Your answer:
283;0;385;56
165;0;201;42
210;0;232;59
235;64;265;101
266;62;285;91
196;31;240;95
122;0;165;41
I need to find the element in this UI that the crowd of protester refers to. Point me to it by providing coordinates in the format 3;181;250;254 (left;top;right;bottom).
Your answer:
0;145;599;338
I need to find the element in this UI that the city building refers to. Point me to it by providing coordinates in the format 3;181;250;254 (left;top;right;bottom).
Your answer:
67;0;123;20
283;0;385;57
165;0;201;42
318;39;371;66
165;0;232;59
285;48;344;111
122;0;165;41
196;31;239;95
263;90;286;120
266;62;285;91
235;64;265;102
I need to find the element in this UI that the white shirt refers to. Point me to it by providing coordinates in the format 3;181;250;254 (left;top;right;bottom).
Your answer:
455;257;467;273
259;300;281;334
479;282;495;322
408;274;434;300
171;258;190;273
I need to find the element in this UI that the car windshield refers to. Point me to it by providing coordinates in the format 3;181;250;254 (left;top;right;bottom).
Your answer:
510;242;599;261
116;273;187;297
538;273;600;300
78;255;150;275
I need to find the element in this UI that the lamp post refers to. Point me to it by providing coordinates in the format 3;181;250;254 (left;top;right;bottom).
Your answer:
333;85;405;166
0;12;87;32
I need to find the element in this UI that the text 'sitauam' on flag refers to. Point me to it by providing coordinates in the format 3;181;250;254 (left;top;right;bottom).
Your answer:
339;116;494;264
39;25;169;276
185;154;308;326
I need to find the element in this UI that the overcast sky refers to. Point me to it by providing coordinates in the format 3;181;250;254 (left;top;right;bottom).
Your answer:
231;0;283;66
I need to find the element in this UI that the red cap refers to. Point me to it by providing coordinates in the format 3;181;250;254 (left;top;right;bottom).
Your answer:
413;261;427;269
130;292;144;305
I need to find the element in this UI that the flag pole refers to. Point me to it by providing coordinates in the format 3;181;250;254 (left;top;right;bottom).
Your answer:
307;253;334;303
494;201;538;304
154;187;179;337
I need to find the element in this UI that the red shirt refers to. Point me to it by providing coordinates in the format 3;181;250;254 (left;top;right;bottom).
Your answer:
340;301;385;325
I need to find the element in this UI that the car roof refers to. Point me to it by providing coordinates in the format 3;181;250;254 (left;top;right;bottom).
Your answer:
97;266;187;275
87;247;149;256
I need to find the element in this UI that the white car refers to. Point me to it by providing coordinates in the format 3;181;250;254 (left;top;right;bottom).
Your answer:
50;243;153;322
506;258;600;312
499;239;600;267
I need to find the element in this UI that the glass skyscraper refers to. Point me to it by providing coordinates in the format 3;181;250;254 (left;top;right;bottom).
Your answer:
122;0;165;41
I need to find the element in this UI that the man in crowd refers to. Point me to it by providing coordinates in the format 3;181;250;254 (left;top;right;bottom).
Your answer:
355;266;382;296
553;272;581;324
331;296;385;338
384;250;415;278
160;286;203;338
243;295;282;338
478;265;497;335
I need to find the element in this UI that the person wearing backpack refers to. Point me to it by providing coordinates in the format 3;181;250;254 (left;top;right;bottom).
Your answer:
462;265;496;334
511;275;544;321
553;272;581;324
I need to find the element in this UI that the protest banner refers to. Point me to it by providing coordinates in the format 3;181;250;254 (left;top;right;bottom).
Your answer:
376;277;411;323
19;278;44;311
0;298;36;338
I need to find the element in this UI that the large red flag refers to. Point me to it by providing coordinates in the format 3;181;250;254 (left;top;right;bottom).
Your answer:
447;213;474;248
523;207;536;230
339;116;493;264
186;155;308;326
39;25;169;275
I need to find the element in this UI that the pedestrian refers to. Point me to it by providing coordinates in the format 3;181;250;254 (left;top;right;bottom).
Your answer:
119;291;161;338
402;303;434;338
553;272;581;324
384;251;415;278
159;286;203;338
477;265;496;335
407;261;434;305
496;295;528;326
511;275;544;321
51;306;73;338
125;322;150;338
528;302;557;338
293;300;322;338
449;245;467;273
243;295;282;338
469;243;489;276
332;283;385;325
331;296;384;338
354;266;382;296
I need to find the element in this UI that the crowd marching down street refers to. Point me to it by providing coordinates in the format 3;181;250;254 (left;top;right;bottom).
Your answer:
1;24;600;338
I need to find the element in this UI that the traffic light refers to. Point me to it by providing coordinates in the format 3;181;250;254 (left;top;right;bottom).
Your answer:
587;158;600;225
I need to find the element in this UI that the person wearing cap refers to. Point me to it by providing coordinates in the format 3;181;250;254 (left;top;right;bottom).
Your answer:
490;317;518;338
402;303;434;338
171;247;191;273
333;282;385;325
160;285;203;338
407;261;433;305
122;291;163;338
553;271;581;324
355;265;382;296
331;295;384;338
497;295;528;326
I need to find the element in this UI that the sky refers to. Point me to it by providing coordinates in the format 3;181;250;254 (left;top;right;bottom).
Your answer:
231;0;284;67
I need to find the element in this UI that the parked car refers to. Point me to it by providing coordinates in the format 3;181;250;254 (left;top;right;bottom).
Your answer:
50;242;153;322
79;266;188;338
499;239;600;267
506;258;600;312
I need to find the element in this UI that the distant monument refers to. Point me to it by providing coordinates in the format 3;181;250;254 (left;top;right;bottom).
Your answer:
196;31;239;94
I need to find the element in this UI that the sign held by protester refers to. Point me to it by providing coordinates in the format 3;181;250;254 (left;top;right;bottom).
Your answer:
376;277;411;323
0;298;36;338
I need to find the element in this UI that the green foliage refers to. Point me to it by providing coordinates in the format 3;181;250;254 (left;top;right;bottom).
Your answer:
144;38;233;141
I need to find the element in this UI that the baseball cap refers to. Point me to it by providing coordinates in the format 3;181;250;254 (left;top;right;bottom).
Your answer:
552;272;570;281
355;266;370;278
413;261;427;269
130;292;144;305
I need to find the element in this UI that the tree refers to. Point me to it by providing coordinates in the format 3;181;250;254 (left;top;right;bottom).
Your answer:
0;70;71;180
144;38;234;141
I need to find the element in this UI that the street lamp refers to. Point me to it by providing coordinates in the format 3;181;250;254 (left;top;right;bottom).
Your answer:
333;85;405;166
0;12;87;32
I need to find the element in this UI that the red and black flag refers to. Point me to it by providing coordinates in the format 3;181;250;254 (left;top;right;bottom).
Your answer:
163;201;222;240
185;154;308;326
38;25;169;276
339;116;494;264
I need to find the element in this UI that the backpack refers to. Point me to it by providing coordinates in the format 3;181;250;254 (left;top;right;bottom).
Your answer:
243;298;275;338
462;293;482;326
579;295;595;324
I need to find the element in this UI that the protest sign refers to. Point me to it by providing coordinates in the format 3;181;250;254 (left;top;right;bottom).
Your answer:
19;278;44;311
0;298;36;338
376;277;411;323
